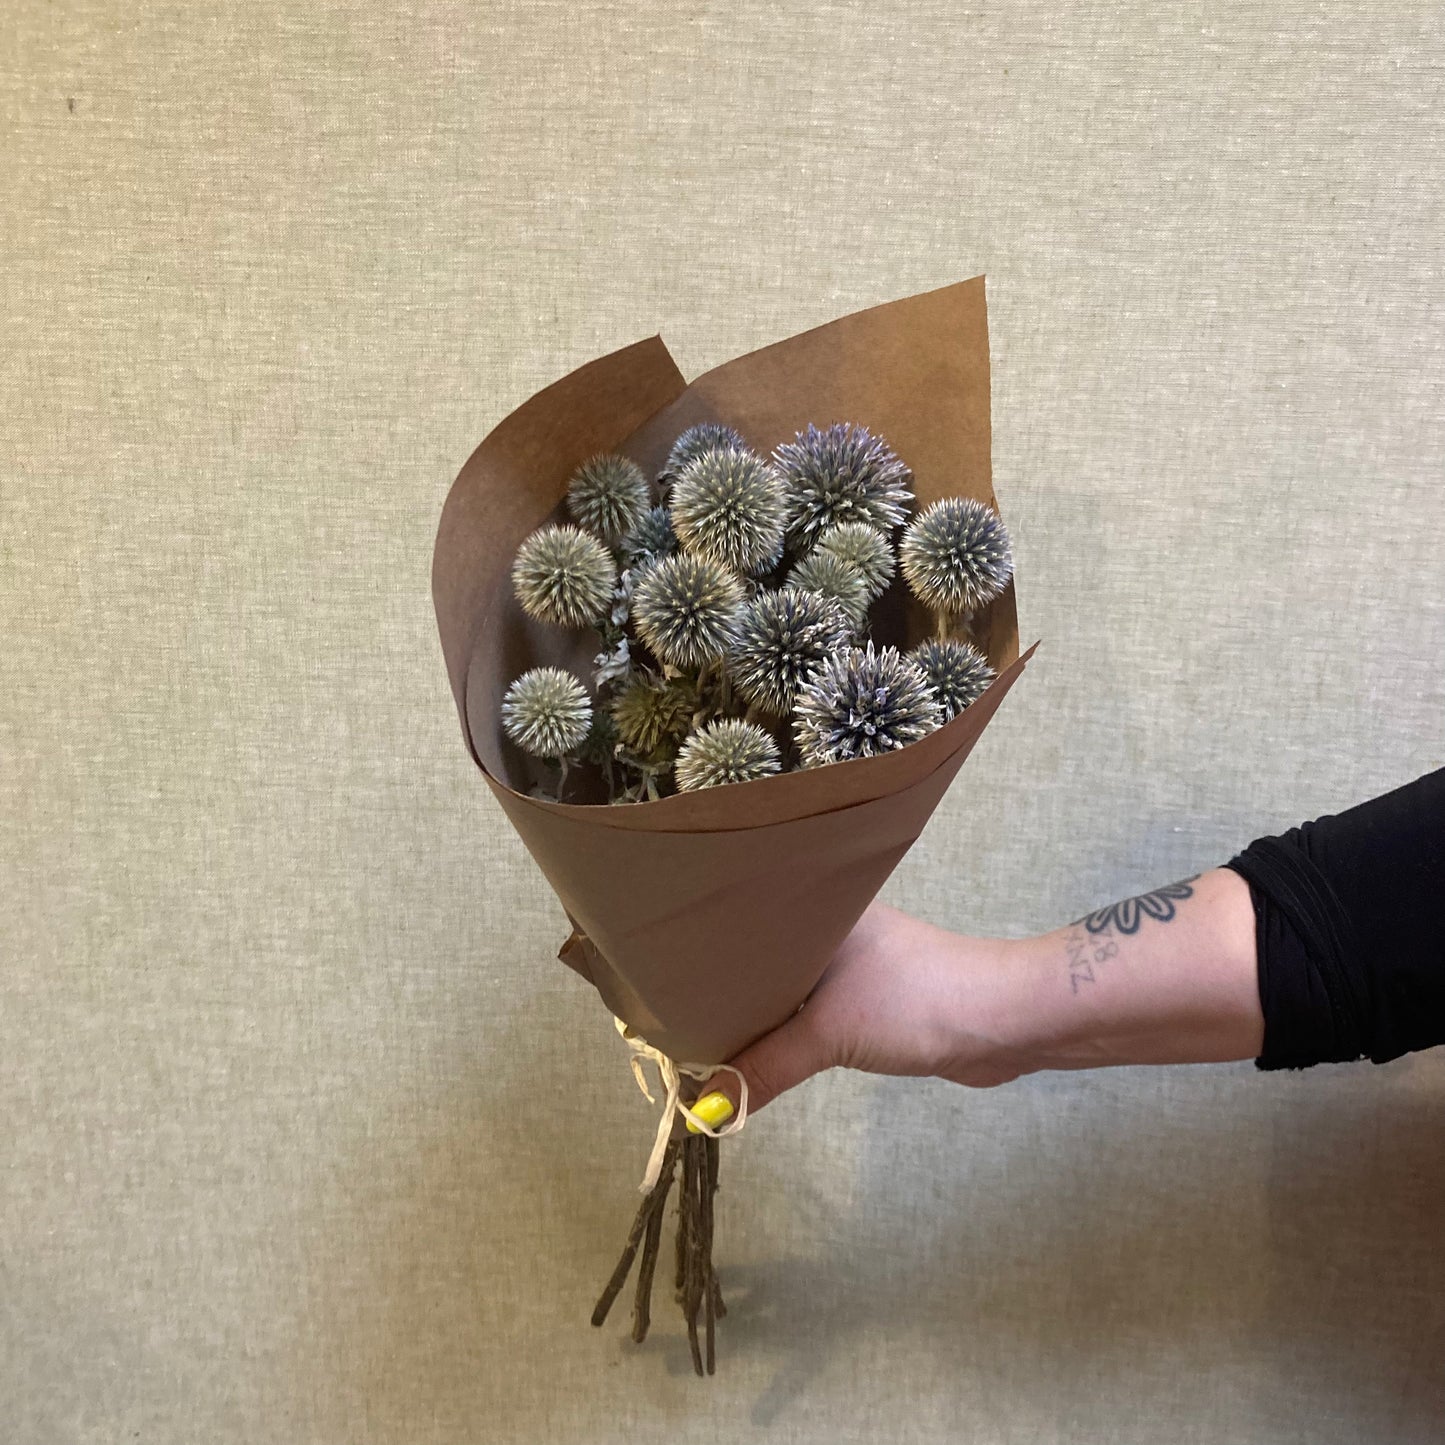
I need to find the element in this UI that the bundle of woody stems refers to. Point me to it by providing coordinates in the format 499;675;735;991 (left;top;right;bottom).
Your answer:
500;420;1014;1372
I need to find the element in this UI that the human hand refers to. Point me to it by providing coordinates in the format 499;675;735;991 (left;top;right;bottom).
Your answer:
689;867;1261;1125
696;900;1035;1118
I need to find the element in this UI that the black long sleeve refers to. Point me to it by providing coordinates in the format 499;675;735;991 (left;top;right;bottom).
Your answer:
1223;767;1445;1071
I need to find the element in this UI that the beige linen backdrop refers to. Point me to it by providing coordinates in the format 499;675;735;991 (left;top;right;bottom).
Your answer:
4;4;1443;1442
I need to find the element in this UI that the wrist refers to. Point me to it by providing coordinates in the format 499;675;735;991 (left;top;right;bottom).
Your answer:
982;868;1264;1074
983;932;1105;1074
995;928;1134;1071
931;932;1080;1085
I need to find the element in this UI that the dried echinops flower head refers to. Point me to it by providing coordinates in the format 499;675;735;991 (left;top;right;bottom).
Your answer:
793;643;941;767
619;504;678;570
567;453;650;544
909;637;994;721
727;587;851;718
785;549;871;626
813;520;897;600
501;667;593;759
511;523;616;629
610;671;697;760
773;422;913;549
675;719;782;791
631;552;744;670
670;448;789;576
899;497;1013;622
657;422;748;490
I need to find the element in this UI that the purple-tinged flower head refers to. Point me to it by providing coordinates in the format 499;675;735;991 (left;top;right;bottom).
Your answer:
793;643;941;768
727;587;851;718
899;497;1013;619
909;638;994;721
786;549;870;626
671;447;789;575
658;423;749;491
675;719;781;791
773;423;913;550
631;552;744;670
511;523;616;629
619;505;677;570
814;521;896;601
567;453;650;545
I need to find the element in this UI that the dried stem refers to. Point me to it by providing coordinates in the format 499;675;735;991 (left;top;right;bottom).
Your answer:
706;1132;726;1318
701;1135;719;1374
592;1139;680;1328
674;1138;690;1300
591;1188;654;1328
593;1120;728;1374
681;1137;704;1376
631;1148;677;1343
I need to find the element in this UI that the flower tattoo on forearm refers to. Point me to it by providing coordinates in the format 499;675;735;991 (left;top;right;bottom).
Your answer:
1064;876;1200;993
1081;876;1199;936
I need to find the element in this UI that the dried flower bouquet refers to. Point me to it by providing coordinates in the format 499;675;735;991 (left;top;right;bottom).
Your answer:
432;277;1035;1374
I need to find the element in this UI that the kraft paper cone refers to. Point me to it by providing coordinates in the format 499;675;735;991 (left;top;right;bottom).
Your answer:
433;276;1035;1064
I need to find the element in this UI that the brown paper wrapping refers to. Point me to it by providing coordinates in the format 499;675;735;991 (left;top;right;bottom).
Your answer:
433;276;1035;1064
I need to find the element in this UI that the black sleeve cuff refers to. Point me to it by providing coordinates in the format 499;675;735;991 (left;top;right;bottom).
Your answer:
1224;839;1367;1071
1224;767;1445;1072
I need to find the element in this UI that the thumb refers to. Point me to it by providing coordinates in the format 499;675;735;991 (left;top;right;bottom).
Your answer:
700;1005;833;1117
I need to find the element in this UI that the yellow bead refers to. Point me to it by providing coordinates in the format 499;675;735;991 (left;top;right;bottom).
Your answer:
686;1091;735;1134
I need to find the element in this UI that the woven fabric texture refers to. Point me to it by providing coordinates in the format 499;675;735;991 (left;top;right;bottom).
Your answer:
3;3;1443;1441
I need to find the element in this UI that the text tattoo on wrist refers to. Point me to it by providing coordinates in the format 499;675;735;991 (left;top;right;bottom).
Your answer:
1065;926;1116;993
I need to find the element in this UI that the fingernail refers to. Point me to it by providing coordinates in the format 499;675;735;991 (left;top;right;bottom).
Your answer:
686;1092;734;1134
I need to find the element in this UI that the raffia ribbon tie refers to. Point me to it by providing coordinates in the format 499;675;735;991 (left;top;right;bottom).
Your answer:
613;1016;750;1193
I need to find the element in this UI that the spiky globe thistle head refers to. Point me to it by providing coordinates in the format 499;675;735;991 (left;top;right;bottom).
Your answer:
675;719;782;792
814;521;896;601
501;667;593;759
670;447;789;575
658;422;748;489
631;552;744;669
773;423;913;549
511;523;616;629
899;497;1014;619
793;644;942;768
786;549;871;625
910;638;995;721
578;706;619;767
619;505;677;569
609;671;696;761
727;587;851;718
566;453;650;544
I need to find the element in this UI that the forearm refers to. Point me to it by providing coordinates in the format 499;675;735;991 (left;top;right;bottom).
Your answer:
989;867;1263;1073
716;773;1440;1113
